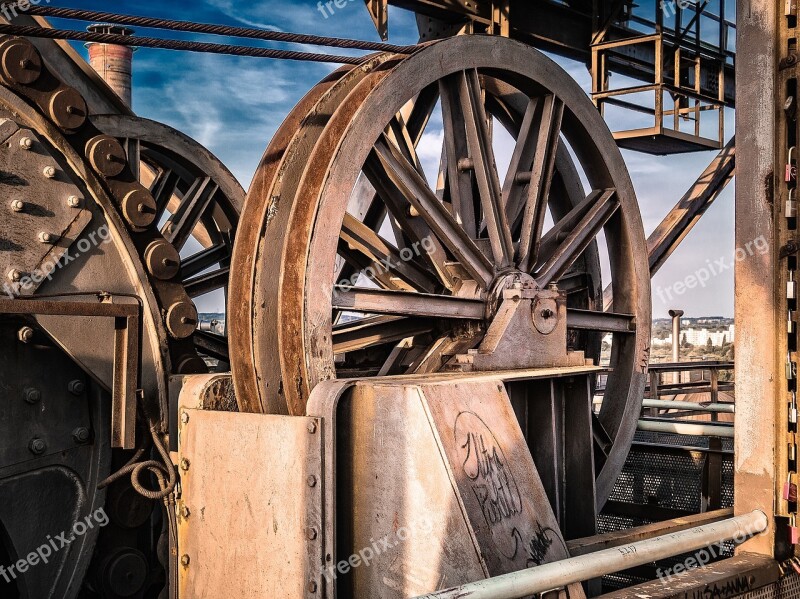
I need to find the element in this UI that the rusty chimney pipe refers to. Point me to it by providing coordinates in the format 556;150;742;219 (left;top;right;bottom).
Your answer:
86;24;135;109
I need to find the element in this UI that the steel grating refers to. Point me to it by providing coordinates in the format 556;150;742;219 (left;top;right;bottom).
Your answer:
736;573;800;598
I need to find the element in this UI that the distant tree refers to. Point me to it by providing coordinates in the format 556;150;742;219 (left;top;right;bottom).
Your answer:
706;337;713;348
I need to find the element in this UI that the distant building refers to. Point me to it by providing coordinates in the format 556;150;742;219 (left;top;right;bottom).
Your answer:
651;324;734;347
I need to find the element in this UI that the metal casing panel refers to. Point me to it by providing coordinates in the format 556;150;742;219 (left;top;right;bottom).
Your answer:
338;379;582;597
177;409;323;599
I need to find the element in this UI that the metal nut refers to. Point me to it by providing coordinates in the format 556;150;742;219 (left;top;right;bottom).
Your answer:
38;231;56;244
24;388;41;404
67;195;82;208
86;135;127;177
307;475;317;488
180;458;190;472
181;506;191;518
42;166;56;179
28;438;46;455
68;379;85;395
307;420;317;434
180;554;190;567
72;427;90;444
306;527;318;540
180;411;190;425
10;199;24;212
308;581;318;593
17;327;34;343
18;136;32;150
7;269;21;282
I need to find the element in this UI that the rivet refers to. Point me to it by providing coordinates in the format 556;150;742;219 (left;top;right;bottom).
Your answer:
308;581;318;593
307;475;317;488
180;554;190;567
42;166;56;179
181;505;191;518
7;268;21;282
28;438;46;455
18;326;34;343
67;195;81;208
68;380;85;395
38;231;55;244
307;420;317;434
306;527;318;540
10;199;24;212
18;136;32;150
180;458;190;472
23;388;41;404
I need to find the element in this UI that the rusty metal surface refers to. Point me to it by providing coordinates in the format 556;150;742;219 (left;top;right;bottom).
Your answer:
177;408;323;599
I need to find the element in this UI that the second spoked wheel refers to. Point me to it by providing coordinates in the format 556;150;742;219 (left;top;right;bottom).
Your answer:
229;35;651;505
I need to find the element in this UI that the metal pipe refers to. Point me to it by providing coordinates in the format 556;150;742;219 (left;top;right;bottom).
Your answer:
669;309;684;384
413;510;767;599
637;419;734;438
86;24;135;108
642;399;735;413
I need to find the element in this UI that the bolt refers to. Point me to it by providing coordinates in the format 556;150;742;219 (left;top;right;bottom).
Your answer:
18;137;32;150
180;554;190;567
308;581;318;593
38;231;55;244
18;326;34;343
180;458;190;472
7;269;21;282
23;388;41;404
181;505;191;518
181;411;190;425
541;309;554;319
180;316;197;326
306;527;318;540
72;427;90;444
68;380;85;395
28;438;46;455
307;475;317;488
67;195;81;208
10;199;24;212
66;105;80;115
307;420;317;434
42;166;56;179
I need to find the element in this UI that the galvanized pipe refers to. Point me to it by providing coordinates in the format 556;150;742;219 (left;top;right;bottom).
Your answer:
669;309;684;384
412;510;767;599
637;419;734;438
642;398;735;413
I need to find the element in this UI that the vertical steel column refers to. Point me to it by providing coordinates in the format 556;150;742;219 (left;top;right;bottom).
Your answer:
734;0;779;556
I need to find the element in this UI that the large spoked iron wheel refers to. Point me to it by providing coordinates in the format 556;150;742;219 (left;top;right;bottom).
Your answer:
230;36;651;506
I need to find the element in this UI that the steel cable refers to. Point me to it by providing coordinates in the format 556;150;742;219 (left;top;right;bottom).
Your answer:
0;23;369;64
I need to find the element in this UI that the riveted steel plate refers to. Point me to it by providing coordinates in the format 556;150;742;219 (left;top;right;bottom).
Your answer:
0;119;93;297
177;408;323;599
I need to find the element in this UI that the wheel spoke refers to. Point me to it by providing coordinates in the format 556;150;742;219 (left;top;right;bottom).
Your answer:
333;315;436;354
440;74;477;238
372;135;495;288
184;267;229;298
535;189;618;287
162;176;219;251
150;168;180;224
333;286;485;319
180;243;230;280
502;97;540;225
567;308;635;333
536;189;606;266
515;95;565;272
194;329;229;362
340;213;438;292
404;83;440;145
459;69;514;267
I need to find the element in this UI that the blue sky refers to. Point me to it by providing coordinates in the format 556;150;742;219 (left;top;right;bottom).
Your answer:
52;0;736;317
